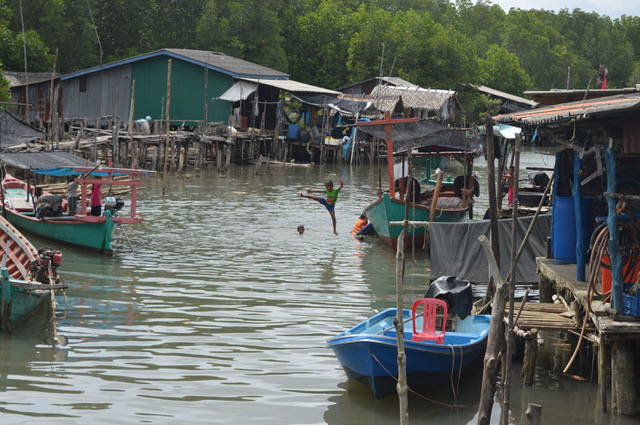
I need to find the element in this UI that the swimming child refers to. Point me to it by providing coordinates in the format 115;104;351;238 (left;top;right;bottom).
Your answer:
351;214;368;234
299;179;344;235
297;224;305;234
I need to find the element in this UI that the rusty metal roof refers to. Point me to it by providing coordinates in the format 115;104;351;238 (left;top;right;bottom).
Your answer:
493;92;640;126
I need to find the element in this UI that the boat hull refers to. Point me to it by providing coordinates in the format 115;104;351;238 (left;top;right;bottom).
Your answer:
5;209;114;252
4;287;49;326
327;309;490;399
363;193;468;250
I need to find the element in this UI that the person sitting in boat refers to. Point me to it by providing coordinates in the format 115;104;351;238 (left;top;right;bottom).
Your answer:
351;214;368;234
33;187;43;218
67;175;78;216
502;166;515;206
91;178;102;217
394;177;421;202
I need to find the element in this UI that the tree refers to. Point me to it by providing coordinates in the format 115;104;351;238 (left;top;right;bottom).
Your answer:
479;45;531;95
196;0;288;72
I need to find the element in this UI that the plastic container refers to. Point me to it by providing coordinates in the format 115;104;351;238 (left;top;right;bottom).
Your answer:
552;196;594;263
623;289;640;316
287;124;300;140
601;255;640;295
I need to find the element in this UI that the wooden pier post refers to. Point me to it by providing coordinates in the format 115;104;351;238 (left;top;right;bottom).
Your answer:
611;340;638;415
573;150;586;281
477;234;507;425
483;113;500;302
598;338;611;412
525;403;542;425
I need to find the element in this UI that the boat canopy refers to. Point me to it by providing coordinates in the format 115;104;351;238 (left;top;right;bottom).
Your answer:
0;110;46;148
356;119;482;153
290;93;373;115
1;151;96;172
0;151;153;177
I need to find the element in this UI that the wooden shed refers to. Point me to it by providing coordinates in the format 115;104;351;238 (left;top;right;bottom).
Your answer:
7;48;289;130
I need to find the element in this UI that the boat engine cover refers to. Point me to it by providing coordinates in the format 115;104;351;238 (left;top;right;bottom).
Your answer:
425;275;473;319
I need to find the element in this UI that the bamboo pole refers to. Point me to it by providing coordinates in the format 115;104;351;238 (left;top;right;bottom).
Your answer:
502;132;520;425
483;113;500;303
162;60;172;196
129;79;136;168
429;169;444;222
394;151;412;423
477;235;507;425
48;48;58;149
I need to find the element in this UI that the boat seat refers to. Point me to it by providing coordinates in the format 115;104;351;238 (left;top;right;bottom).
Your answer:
411;298;447;344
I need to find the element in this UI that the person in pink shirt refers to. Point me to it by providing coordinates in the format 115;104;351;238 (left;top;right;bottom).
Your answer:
91;179;102;217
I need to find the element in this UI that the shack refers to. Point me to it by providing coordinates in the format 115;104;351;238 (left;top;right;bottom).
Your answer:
7;48;289;133
494;92;640;416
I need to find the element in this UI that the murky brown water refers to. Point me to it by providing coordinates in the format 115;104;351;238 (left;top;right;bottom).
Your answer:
0;152;635;424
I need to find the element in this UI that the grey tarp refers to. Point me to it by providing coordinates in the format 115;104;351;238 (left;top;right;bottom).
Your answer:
0;151;96;170
429;215;551;284
356;119;482;153
0;110;46;148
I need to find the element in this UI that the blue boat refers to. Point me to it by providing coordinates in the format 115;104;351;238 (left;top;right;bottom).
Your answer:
327;308;491;399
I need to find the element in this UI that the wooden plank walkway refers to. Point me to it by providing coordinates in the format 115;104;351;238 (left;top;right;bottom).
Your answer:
504;302;590;332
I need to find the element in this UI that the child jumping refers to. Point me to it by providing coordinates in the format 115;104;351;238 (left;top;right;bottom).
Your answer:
299;179;344;235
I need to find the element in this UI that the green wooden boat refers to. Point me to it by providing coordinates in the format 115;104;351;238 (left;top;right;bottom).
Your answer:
364;191;470;250
2;165;148;253
357;115;482;251
0;215;66;332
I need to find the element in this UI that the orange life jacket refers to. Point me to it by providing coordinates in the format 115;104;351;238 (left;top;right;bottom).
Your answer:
351;218;368;234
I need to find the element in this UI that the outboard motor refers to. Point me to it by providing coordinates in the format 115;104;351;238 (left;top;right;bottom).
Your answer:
30;247;62;284
36;194;63;218
425;275;473;319
104;196;125;217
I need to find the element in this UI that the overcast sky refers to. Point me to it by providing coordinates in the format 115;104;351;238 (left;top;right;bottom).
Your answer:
488;0;640;19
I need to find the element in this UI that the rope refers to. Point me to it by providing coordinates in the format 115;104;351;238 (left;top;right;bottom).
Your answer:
368;345;476;408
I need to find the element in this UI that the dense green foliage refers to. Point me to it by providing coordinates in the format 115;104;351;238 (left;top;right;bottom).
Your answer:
2;0;640;113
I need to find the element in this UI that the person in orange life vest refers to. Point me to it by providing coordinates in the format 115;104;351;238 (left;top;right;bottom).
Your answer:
299;179;344;235
351;214;368;234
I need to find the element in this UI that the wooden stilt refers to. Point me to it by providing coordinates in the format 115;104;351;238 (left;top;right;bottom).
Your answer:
477;234;507;425
599;338;610;412
611;340;638;415
525;403;542;425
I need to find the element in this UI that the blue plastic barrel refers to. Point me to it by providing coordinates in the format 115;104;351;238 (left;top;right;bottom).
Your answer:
553;196;594;263
288;124;300;140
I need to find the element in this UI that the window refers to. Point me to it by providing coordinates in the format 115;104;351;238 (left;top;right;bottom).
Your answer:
79;75;87;93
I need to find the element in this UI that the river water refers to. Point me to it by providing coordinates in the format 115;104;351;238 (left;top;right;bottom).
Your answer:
0;149;635;424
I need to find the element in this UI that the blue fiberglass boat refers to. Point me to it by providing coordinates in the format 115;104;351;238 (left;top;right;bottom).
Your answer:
327;308;491;399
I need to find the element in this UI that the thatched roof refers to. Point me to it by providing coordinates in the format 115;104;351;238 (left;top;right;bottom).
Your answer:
370;85;461;121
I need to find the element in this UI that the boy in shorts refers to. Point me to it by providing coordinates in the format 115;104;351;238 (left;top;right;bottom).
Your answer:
299;179;344;235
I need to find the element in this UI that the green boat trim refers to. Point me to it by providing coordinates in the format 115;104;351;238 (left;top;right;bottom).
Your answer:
4;208;115;253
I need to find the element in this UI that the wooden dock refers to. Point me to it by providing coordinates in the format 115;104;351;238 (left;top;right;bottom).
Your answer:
536;256;640;416
504;302;590;333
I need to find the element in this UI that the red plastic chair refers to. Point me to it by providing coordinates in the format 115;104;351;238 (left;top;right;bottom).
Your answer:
411;298;447;344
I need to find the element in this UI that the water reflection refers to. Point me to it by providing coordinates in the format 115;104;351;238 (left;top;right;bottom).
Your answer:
0;161;637;424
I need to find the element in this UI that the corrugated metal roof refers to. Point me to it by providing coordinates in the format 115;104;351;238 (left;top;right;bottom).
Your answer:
240;78;340;95
476;85;538;108
371;85;456;111
60;49;289;82
2;71;59;88
494;93;640;126
524;87;640;106
379;77;419;88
